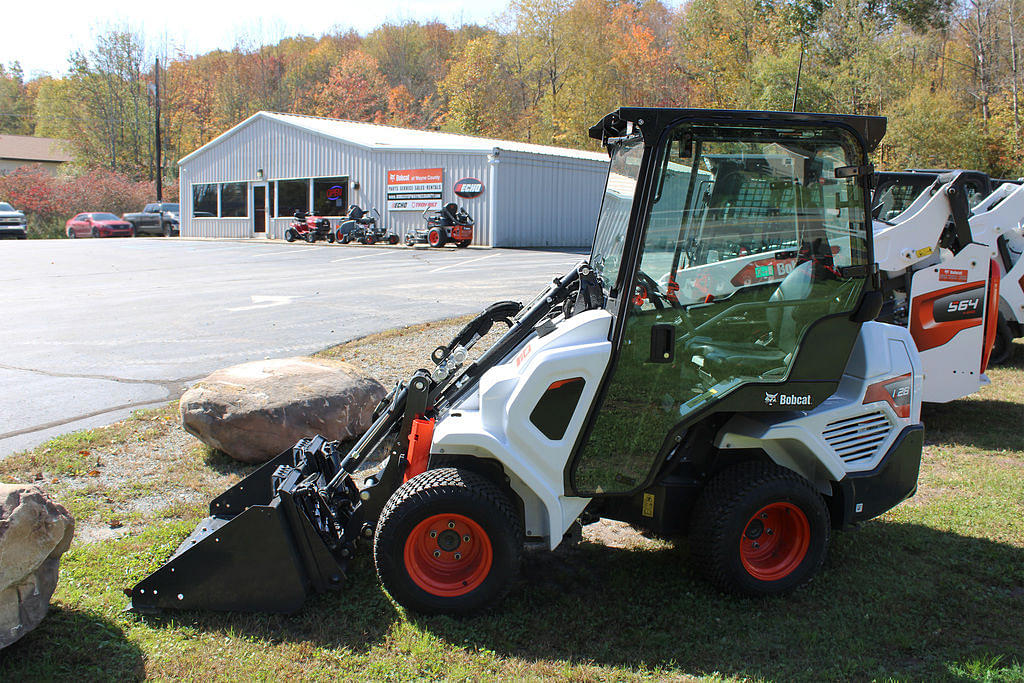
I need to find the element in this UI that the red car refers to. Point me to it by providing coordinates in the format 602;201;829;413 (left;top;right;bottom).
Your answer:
66;213;135;238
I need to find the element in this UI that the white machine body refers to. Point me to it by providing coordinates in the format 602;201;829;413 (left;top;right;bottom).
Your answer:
432;309;612;549
715;321;922;493
431;311;923;550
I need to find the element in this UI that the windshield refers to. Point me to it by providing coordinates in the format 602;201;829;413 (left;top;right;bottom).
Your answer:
0;203;14;211
92;213;120;220
591;135;644;292
162;204;179;212
640;125;870;303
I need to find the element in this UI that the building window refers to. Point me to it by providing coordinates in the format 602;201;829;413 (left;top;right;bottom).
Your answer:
220;182;247;218
192;184;217;217
314;177;348;216
277;179;309;217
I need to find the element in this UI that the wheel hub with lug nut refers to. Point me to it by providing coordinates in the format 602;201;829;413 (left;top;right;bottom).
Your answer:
739;502;811;582
403;513;493;597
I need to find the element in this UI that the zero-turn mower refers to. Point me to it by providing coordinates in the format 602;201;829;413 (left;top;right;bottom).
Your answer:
128;108;925;616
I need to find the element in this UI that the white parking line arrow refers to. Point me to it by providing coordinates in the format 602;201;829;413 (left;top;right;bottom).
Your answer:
227;295;300;312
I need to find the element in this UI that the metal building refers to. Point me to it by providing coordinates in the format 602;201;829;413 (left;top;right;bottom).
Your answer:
177;112;610;247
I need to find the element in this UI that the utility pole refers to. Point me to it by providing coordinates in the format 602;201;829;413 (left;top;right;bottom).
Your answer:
792;41;805;112
155;58;163;201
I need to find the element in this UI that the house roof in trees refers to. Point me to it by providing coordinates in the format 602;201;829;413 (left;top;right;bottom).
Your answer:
179;111;609;164
0;135;73;163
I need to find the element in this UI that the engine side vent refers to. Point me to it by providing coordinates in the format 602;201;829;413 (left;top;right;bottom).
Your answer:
822;411;892;464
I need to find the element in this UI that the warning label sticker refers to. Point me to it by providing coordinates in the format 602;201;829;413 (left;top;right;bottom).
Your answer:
939;268;969;282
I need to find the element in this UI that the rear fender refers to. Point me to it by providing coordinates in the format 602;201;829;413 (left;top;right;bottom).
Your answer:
715;321;923;492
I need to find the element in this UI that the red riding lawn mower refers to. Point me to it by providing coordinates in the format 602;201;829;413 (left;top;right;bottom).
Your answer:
405;203;474;248
285;210;335;244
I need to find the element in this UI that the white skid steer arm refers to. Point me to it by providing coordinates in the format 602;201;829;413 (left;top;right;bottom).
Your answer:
873;181;969;276
970;182;1024;270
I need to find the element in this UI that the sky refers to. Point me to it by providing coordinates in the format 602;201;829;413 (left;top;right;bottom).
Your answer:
3;0;512;77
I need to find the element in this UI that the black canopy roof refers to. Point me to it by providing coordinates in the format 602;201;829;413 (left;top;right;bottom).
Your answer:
589;107;887;154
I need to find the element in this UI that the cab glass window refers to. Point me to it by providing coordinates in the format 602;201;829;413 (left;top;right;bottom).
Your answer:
574;123;870;494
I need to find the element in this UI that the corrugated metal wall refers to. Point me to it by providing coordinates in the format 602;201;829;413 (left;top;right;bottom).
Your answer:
179;116;609;247
493;152;608;248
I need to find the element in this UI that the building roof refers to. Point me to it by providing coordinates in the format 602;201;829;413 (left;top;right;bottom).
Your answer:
0;135;73;163
179;111;608;164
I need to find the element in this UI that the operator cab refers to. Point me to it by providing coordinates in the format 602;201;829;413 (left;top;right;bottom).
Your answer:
574;109;883;495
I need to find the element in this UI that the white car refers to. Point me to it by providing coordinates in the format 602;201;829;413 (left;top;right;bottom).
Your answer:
0;202;27;239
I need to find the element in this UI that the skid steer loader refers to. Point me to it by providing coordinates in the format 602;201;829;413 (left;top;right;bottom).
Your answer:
873;171;1023;366
871;173;1003;402
128;108;925;616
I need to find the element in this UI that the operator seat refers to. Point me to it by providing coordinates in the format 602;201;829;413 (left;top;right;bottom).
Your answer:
684;256;819;377
441;203;459;224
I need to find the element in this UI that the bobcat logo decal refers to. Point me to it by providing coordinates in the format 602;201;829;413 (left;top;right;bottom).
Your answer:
764;392;778;405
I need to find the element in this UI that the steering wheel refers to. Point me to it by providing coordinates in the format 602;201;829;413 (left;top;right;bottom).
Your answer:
636;270;703;336
634;270;666;310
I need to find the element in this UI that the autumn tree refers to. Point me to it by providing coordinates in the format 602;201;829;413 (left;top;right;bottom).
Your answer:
311;51;389;122
0;63;34;135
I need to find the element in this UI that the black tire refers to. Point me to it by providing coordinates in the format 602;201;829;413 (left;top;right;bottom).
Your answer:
365;235;376;245
129;226;136;238
427;228;445;248
327;233;335;244
91;227;99;238
689;461;830;596
374;467;522;615
988;316;1014;366
456;240;471;248
285;229;296;243
162;222;171;237
68;230;76;239
305;232;315;243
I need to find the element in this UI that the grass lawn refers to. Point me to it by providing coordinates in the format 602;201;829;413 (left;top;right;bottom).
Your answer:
0;330;1022;681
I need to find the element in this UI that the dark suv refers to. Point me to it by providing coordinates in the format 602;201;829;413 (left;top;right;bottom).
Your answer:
0;202;27;239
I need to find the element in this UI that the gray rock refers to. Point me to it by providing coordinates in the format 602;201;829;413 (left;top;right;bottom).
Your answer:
0;484;75;649
180;356;386;464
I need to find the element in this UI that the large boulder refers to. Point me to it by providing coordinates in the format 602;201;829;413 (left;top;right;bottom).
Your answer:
180;356;387;464
0;484;75;649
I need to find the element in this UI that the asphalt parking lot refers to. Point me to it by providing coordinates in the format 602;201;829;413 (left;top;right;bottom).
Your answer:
0;239;582;457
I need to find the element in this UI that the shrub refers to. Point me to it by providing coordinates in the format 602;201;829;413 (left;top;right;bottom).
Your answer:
0;166;178;238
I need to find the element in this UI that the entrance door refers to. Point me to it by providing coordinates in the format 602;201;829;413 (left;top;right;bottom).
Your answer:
253;184;267;236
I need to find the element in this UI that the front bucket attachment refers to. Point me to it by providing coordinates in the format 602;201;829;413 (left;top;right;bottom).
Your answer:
128;437;351;613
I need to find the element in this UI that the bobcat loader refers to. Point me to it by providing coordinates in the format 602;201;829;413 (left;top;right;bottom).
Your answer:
872;173;1004;400
873;171;1021;367
128;108;925;615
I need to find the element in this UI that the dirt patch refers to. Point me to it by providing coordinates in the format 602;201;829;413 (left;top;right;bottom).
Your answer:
582;518;670;550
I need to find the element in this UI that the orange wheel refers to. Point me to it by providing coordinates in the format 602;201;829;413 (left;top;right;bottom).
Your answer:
739;502;810;581
690;461;829;596
404;513;493;597
374;467;522;614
